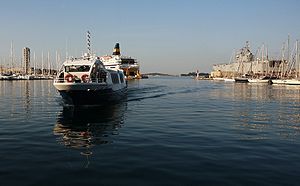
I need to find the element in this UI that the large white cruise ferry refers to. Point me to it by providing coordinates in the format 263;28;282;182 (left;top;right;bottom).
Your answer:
53;32;127;105
100;43;141;80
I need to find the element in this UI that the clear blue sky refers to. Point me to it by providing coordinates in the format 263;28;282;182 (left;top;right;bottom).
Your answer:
1;0;300;74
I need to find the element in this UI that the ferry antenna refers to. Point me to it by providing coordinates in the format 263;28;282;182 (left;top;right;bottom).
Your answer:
87;31;91;55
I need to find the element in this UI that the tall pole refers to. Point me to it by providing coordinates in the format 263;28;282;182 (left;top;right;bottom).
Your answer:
296;40;299;78
34;52;36;76
42;51;44;76
48;51;50;76
287;34;290;65
55;50;58;71
262;43;264;76
87;31;91;55
58;52;61;69
10;41;13;72
65;38;68;60
266;46;268;76
281;43;285;78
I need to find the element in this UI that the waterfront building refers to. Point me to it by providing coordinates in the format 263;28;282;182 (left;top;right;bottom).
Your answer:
23;47;31;75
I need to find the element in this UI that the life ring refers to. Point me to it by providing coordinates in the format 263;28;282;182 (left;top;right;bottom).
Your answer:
81;74;89;83
65;74;74;83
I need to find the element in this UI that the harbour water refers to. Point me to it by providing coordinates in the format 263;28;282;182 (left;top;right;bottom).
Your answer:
1;77;300;185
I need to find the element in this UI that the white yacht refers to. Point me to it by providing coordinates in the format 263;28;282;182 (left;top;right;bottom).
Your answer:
248;76;270;83
53;54;127;105
53;32;127;105
272;79;300;85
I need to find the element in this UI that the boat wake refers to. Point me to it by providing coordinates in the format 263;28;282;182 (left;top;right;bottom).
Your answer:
127;85;202;102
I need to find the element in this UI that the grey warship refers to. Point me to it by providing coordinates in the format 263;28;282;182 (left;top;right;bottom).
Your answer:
211;41;288;79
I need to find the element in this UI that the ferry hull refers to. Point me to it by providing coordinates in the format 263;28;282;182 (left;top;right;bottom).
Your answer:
58;88;127;106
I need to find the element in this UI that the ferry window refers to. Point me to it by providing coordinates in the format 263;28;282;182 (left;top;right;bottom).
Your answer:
65;65;90;72
65;66;70;72
79;65;90;72
111;73;120;84
121;59;135;64
119;73;124;83
89;66;96;82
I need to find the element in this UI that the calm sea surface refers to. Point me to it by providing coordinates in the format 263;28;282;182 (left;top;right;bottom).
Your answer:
1;77;300;185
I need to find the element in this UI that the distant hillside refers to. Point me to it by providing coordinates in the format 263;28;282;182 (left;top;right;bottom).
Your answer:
143;72;174;76
181;72;210;77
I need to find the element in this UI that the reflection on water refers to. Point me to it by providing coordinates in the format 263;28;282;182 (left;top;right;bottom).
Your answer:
54;102;127;156
0;81;32;117
3;78;300;185
0;80;56;121
24;81;31;116
210;82;300;141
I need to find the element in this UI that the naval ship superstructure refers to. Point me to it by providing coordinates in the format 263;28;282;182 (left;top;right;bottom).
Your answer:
211;42;288;78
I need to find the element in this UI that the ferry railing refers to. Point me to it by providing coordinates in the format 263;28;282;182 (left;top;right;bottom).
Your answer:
54;77;107;83
90;78;107;83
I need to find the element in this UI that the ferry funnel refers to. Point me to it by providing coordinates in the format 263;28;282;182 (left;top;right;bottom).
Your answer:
113;43;120;55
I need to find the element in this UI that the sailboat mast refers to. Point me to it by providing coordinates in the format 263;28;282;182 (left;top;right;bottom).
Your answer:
10;41;13;72
33;52;36;76
55;51;58;71
296;40;299;78
42;51;44;76
266;46;268;76
57;52;61;69
65;38;68;60
48;51;50;76
287;34;290;65
262;43;264;76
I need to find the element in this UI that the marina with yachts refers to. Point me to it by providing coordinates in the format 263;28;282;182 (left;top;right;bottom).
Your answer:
211;36;300;85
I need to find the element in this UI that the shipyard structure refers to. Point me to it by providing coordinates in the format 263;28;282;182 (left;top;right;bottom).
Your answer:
211;42;289;78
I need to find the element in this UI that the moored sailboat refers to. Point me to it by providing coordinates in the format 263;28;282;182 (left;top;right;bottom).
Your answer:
272;40;300;85
248;76;270;83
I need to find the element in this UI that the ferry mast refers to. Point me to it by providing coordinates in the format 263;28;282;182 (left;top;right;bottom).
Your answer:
87;31;91;55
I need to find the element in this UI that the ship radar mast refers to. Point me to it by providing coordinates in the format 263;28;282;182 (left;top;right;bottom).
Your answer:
87;31;91;56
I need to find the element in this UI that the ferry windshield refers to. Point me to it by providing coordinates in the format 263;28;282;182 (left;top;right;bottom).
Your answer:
65;65;90;72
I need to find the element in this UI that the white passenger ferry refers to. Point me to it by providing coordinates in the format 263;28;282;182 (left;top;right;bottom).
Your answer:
53;32;127;105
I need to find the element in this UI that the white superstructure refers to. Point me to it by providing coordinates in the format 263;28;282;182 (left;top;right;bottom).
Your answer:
100;43;141;79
